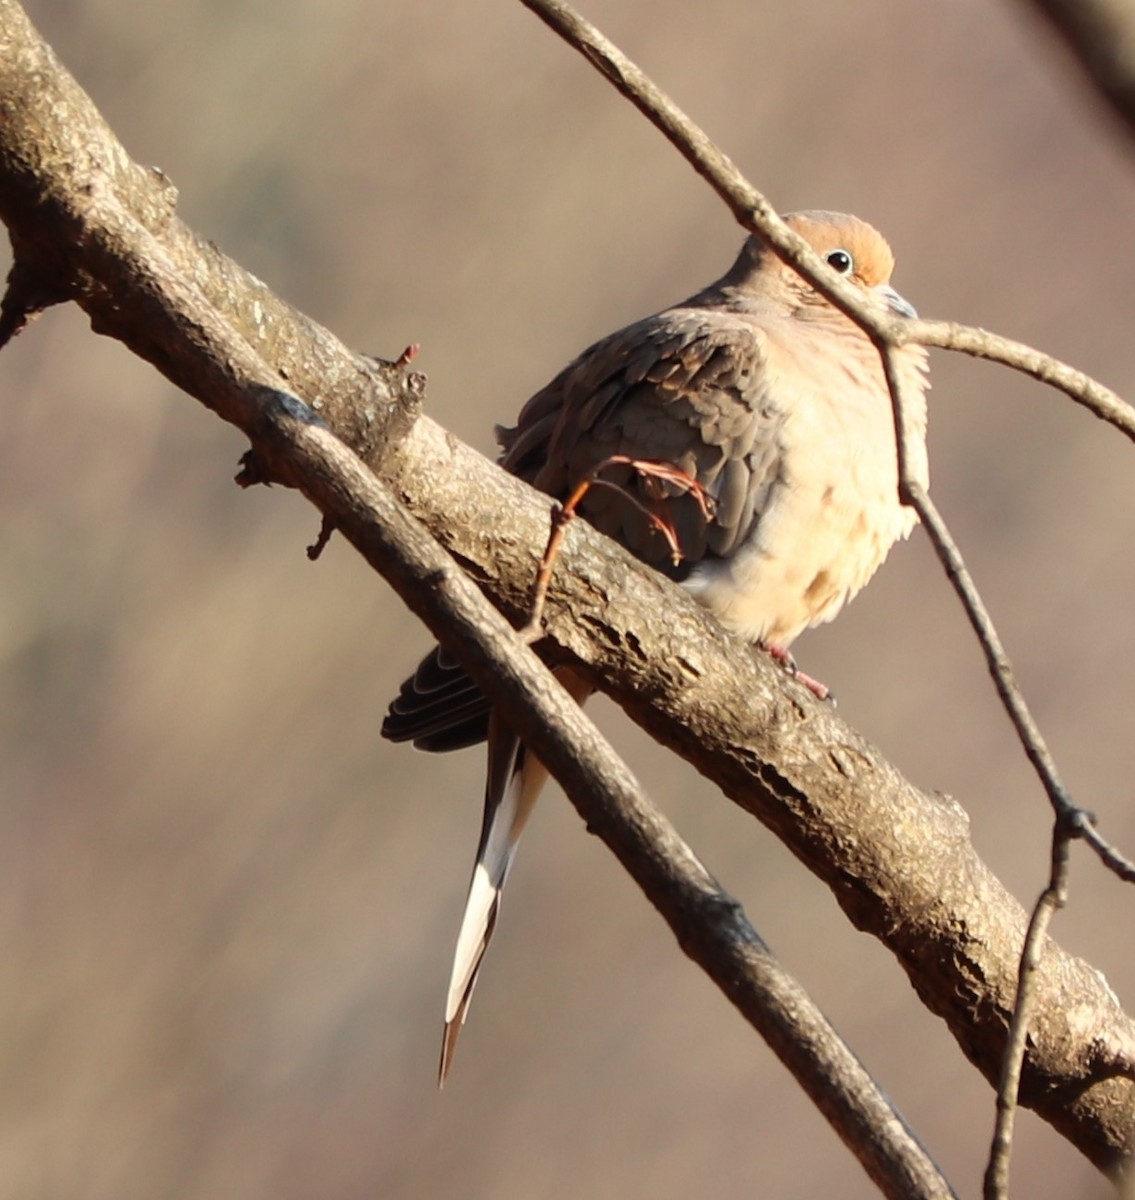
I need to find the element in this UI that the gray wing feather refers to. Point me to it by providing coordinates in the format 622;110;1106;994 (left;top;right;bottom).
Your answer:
500;309;786;573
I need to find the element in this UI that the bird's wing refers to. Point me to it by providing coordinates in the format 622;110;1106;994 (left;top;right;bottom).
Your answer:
382;644;490;752
384;307;786;753
385;310;789;1081
501;306;788;575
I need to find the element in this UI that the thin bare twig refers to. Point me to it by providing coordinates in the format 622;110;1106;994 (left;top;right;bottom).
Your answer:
984;823;1073;1200
903;477;1075;815
907;318;1135;442
879;344;1075;816
1079;820;1135;883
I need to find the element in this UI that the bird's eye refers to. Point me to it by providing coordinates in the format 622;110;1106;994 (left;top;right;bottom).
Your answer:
826;249;854;275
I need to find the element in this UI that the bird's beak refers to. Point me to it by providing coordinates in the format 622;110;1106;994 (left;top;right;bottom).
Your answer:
875;284;918;319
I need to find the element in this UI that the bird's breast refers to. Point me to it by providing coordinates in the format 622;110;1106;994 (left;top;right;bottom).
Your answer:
682;333;927;647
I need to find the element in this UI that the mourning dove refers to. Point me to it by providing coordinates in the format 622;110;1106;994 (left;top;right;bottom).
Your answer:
383;211;929;1083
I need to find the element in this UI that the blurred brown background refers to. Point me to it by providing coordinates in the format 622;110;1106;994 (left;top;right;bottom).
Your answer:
2;1;1134;1196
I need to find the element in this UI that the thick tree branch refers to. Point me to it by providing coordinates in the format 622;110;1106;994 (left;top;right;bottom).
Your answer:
256;397;956;1200
1;0;1134;1175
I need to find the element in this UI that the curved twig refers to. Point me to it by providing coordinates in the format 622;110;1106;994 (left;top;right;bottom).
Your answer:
984;824;1072;1200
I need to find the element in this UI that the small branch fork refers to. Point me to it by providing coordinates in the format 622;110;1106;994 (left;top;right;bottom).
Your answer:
517;0;1135;1193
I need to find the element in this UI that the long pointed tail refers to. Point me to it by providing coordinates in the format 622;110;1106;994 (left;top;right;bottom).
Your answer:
440;713;548;1084
437;669;595;1085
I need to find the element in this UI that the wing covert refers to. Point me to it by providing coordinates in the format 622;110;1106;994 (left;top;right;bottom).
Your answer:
499;309;787;575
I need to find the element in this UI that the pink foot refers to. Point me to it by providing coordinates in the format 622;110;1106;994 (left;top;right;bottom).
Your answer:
762;644;832;702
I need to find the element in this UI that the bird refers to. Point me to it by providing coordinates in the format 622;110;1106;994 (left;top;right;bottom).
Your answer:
382;211;929;1083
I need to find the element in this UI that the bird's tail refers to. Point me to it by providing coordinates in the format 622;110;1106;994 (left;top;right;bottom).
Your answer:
437;668;595;1085
439;713;549;1085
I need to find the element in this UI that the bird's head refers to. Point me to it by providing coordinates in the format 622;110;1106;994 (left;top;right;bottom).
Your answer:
729;210;917;320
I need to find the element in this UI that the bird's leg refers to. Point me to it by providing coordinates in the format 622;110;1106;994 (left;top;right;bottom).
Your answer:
520;456;713;639
519;500;576;642
761;643;833;703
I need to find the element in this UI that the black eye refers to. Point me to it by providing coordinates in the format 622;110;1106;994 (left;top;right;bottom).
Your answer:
826;249;854;275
